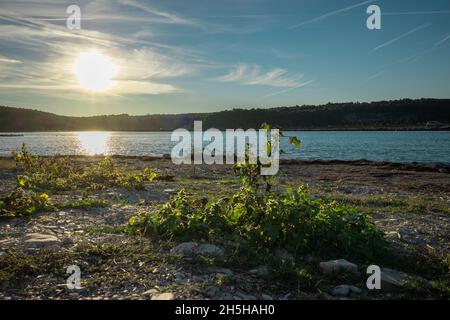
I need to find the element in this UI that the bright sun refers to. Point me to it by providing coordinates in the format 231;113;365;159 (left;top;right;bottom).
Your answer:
74;51;118;92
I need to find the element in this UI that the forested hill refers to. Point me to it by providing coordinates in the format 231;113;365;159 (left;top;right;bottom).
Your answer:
1;98;449;131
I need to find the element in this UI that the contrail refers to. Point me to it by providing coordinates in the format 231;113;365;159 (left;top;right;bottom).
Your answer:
435;34;450;46
289;0;376;29
383;10;450;16
372;23;431;51
262;80;314;98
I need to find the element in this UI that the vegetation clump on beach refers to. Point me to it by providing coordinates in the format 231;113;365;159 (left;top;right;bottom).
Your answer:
0;188;52;218
12;143;158;192
129;185;386;260
129;128;386;261
1;144;160;217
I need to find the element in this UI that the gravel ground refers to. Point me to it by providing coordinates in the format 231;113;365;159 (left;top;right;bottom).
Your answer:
0;157;448;300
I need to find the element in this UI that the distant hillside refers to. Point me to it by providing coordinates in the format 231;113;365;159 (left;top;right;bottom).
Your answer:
1;98;450;131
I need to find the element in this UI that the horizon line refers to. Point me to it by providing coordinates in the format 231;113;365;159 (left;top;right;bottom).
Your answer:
1;97;449;118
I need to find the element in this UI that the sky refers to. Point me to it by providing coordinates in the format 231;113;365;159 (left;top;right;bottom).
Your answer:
0;0;449;116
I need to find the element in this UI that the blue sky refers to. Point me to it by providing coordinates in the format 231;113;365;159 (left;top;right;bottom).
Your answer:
0;0;449;116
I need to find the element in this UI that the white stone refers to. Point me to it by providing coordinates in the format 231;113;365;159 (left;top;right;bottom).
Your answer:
151;292;174;300
24;233;60;248
215;268;233;276
331;285;361;297
381;268;407;292
171;242;197;255
319;259;358;275
249;265;270;277
331;285;350;297
235;291;256;300
196;244;224;257
143;289;158;295
171;242;224;258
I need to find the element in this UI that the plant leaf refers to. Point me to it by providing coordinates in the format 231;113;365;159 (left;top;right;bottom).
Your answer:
289;136;301;149
261;122;271;133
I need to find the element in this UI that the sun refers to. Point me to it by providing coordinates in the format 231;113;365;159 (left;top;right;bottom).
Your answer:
73;51;118;92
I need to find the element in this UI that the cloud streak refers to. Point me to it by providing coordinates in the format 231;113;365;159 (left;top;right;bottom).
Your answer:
0;2;205;98
289;0;375;29
215;64;309;88
435;34;450;46
0;55;21;64
262;80;314;98
117;0;199;27
383;10;450;16
372;23;431;51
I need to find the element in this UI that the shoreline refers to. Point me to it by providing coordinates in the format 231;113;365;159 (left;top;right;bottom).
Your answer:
1;155;449;172
1;127;450;133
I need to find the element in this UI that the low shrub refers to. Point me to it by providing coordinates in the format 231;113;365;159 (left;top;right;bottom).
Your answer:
0;188;52;218
129;185;387;261
12;143;158;191
129;123;386;261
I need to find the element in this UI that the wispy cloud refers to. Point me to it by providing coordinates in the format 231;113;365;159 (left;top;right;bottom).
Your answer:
367;69;388;81
117;47;196;80
372;23;431;51
116;0;199;27
262;80;314;98
0;0;198;26
0;55;21;64
289;0;375;29
0;2;204;98
367;39;447;81
435;34;450;46
215;64;309;88
86;0;265;35
271;48;306;60
383;10;450;16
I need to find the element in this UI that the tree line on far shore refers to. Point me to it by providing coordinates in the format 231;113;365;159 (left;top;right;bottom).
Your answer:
1;98;449;131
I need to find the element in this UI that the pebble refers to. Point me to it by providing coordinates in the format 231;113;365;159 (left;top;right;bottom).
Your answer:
249;266;270;277
24;233;60;248
67;223;77;229
171;242;224;258
235;291;256;300
219;293;234;300
331;285;361;297
215;268;234;276
380;268;407;292
151;292;174;300
319;259;358;275
204;286;219;298
143;289;158;295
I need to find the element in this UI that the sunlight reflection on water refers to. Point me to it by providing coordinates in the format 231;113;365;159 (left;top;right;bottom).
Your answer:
77;131;111;155
0;131;449;164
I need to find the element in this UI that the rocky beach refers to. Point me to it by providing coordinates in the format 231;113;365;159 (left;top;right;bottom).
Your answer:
0;156;448;300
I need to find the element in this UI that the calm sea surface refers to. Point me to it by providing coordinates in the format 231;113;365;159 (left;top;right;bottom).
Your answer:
0;131;449;164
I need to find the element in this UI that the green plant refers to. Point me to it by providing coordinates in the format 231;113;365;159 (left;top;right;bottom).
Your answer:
233;123;301;192
129;185;386;261
0;188;52;218
129;123;385;261
12;143;38;172
12;144;159;191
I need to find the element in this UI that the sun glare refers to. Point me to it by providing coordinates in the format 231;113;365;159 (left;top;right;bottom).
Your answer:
74;51;118;92
78;131;111;155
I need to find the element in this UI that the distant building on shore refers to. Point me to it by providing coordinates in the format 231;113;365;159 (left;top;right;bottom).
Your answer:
426;121;444;127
